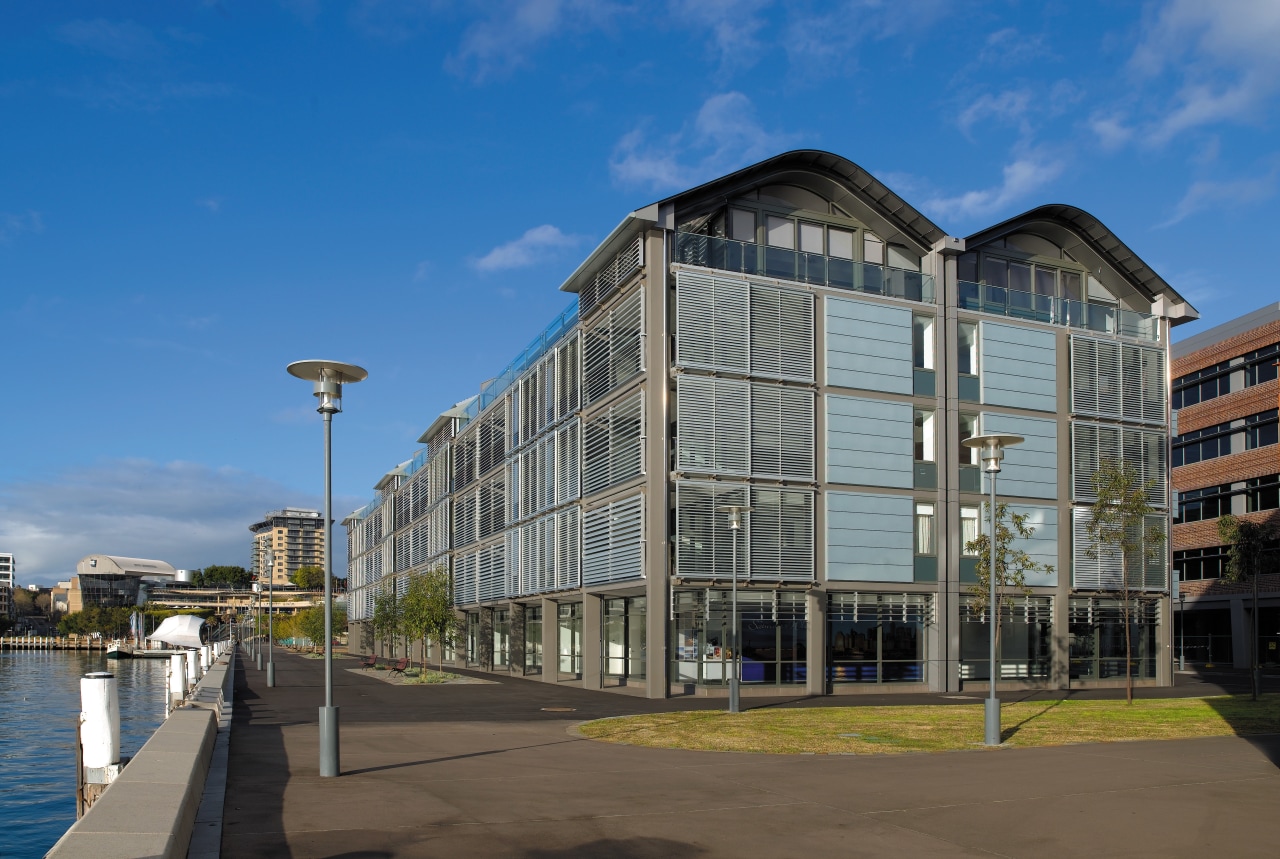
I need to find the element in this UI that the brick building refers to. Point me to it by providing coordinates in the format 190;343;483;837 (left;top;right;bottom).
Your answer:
1172;303;1280;668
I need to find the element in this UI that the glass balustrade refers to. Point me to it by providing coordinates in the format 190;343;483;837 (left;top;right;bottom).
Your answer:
957;281;1159;342
675;232;936;305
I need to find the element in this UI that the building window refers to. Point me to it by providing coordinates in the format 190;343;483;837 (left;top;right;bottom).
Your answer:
957;321;978;377
603;597;646;680
1172;421;1233;467
960;506;981;555
1246;409;1279;450
828;593;931;684
1244;343;1280;387
1173;361;1231;409
1177;484;1232;523
1068;597;1159;680
915;503;935;556
959;414;979;465
729;208;756;243
1247;475;1280;513
1174;547;1228;582
914;410;935;462
913;315;935;370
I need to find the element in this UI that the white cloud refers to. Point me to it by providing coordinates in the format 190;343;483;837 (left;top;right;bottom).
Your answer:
667;0;771;75
1127;0;1280;145
957;89;1032;138
197;197;221;213
610;92;802;192
1158;162;1280;227
445;0;625;82
922;147;1067;222
0;460;335;586
413;260;431;282
473;224;585;272
56;19;162;61
0;210;44;243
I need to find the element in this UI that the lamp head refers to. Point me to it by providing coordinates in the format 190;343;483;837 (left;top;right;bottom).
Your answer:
716;504;754;531
287;361;369;415
960;433;1025;475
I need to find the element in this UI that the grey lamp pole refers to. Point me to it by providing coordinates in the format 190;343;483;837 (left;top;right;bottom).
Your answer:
961;433;1023;748
254;581;263;670
266;547;276;687
287;360;368;778
718;504;752;714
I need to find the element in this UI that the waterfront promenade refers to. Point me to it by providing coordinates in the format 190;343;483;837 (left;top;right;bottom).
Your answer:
224;652;1280;858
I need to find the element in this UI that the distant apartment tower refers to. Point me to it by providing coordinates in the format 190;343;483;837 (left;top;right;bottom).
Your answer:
0;553;14;619
1172;303;1280;668
250;509;324;586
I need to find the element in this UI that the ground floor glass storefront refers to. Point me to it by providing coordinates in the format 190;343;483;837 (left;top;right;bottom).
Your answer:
603;597;646;682
493;609;510;669
525;606;542;675
671;589;807;686
1069;597;1159;679
828;593;931;683
558;602;582;677
959;596;1053;680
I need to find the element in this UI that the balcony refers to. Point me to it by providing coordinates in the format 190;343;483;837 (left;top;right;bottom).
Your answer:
958;281;1159;343
675;232;935;304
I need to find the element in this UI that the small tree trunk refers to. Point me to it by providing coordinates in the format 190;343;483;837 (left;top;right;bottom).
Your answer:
1252;572;1260;702
1124;597;1133;705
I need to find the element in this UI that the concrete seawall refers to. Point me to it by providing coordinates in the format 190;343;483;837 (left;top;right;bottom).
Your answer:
45;650;235;859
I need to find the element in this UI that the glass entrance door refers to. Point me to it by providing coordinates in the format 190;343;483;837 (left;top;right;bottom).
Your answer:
557;603;582;677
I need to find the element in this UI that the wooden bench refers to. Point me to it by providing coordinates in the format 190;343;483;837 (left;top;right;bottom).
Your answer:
387;658;410;677
359;655;377;670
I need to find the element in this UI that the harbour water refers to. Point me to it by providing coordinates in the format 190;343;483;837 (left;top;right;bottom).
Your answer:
0;650;169;859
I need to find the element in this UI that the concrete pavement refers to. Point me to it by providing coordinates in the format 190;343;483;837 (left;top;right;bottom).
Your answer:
222;650;1280;858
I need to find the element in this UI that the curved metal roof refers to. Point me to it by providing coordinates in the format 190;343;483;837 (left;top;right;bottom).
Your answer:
656;149;947;250
963;204;1189;307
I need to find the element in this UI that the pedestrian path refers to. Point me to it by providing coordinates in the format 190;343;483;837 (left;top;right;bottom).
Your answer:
222;651;1280;858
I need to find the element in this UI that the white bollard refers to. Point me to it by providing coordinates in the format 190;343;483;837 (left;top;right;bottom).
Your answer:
186;649;200;687
80;672;121;770
200;645;211;671
169;653;187;706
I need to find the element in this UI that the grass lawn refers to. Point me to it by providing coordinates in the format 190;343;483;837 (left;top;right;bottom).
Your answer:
578;695;1280;755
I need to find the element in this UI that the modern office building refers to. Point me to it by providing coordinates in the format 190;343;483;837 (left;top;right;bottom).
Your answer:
67;555;177;611
345;149;1196;698
0;553;14;619
1172;303;1280;668
249;508;325;586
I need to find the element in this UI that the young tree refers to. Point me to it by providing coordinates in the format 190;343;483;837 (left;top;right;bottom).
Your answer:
1218;514;1277;701
399;567;456;672
295;606;325;652
290;565;325;590
965;502;1054;682
198;565;252;589
1084;459;1164;704
371;579;402;657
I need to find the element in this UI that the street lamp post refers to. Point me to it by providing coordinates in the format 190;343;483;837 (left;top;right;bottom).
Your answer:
266;547;276;687
254;582;263;671
1178;591;1186;672
961;433;1024;748
717;504;752;715
287;359;368;778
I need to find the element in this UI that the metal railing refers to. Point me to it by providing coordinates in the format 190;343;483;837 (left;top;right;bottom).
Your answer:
465;303;579;423
957;281;1159;342
675;232;936;304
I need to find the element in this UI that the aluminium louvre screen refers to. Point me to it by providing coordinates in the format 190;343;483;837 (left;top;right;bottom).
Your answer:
582;494;644;585
1070;336;1167;424
1071;422;1168;507
1071;507;1168;591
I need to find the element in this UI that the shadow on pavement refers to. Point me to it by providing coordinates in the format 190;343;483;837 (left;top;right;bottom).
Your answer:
519;837;709;858
344;736;584;776
1200;691;1280;768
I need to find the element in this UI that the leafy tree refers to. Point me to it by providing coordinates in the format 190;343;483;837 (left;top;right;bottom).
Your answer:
1218;515;1277;701
292;604;347;652
291;565;325;590
1084;459;1164;705
196;565;252;589
965;502;1054;682
400;567;456;672
12;587;35;616
371;579;403;657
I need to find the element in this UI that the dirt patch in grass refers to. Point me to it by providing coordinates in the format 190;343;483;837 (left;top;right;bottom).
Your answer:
578;695;1280;755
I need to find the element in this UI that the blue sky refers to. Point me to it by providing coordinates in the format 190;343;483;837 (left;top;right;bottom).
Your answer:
3;1;1278;584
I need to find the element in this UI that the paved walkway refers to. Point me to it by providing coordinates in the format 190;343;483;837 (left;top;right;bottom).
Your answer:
223;650;1280;858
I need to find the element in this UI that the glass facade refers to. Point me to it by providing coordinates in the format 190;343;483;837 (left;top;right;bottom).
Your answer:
671;590;807;686
828;593;930;683
959;596;1053;680
493;609;510;669
603;597;646;681
1069;597;1159;680
524;606;542;675
557;602;582;677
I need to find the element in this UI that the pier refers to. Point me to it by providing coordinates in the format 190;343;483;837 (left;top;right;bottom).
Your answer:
0;635;106;651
